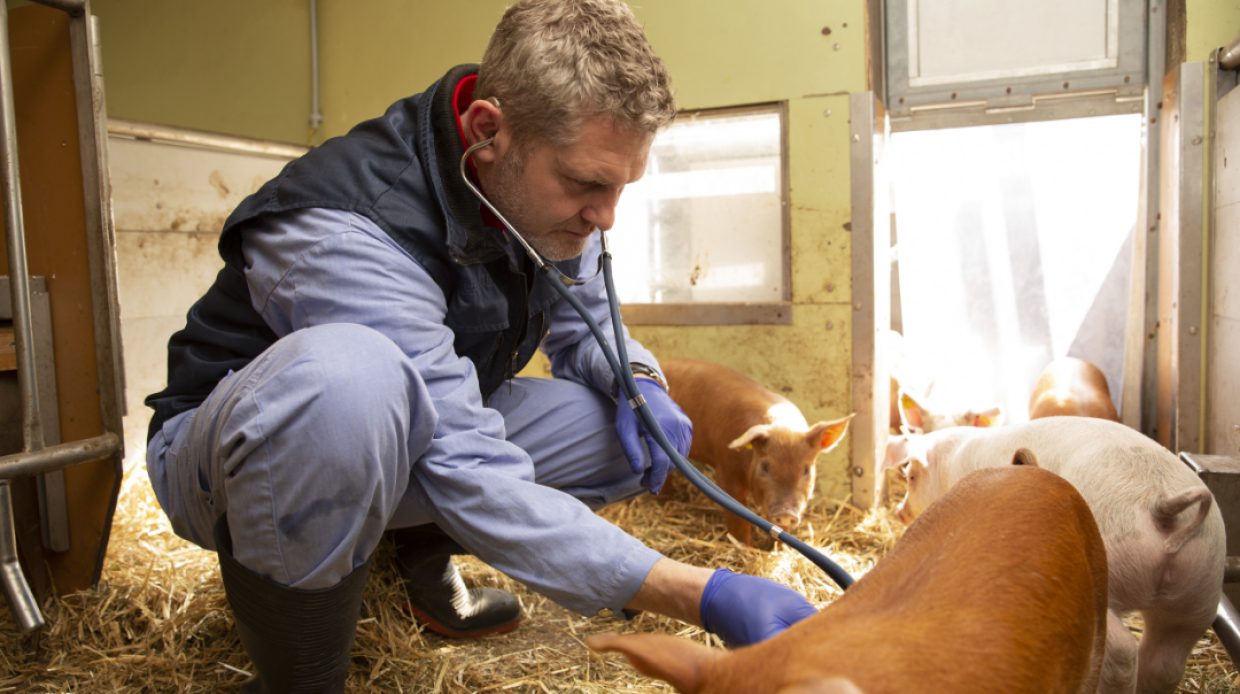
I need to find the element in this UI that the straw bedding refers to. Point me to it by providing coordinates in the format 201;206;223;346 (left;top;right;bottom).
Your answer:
1;460;1236;692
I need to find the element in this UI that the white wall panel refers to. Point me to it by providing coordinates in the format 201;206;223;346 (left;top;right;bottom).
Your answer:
107;133;293;462
1208;84;1240;454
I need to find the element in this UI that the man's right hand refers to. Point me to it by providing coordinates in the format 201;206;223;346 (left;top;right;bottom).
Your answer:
699;568;818;647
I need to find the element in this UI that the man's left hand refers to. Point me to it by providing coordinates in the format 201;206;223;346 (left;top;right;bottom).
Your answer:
614;377;692;494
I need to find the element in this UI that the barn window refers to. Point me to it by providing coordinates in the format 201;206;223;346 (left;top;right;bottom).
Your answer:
608;103;789;325
882;0;1147;128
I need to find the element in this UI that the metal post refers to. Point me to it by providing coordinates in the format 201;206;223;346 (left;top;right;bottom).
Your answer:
0;482;41;631
1214;595;1240;668
2;0;47;461
1138;0;1167;438
309;0;322;132
70;2;128;589
0;1;48;634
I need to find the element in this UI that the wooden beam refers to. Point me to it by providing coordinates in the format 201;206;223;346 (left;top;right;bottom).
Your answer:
0;325;15;372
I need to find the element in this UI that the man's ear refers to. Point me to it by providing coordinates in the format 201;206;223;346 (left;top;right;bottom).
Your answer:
459;98;505;164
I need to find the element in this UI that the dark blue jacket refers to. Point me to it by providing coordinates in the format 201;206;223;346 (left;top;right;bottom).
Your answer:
145;64;579;440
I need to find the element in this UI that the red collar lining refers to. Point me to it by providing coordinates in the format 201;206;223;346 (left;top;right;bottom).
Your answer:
451;73;505;231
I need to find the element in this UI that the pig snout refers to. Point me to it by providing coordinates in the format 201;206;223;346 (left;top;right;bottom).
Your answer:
761;489;808;530
770;508;802;530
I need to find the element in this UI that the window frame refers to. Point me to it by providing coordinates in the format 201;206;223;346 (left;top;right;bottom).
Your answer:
880;0;1148;132
617;101;792;326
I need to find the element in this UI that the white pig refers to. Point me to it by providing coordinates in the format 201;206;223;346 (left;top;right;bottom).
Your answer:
882;416;1225;694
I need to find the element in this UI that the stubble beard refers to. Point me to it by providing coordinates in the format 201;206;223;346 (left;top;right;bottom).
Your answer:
485;152;590;262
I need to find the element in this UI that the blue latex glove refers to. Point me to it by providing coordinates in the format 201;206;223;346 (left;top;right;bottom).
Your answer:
614;376;692;495
700;569;818;647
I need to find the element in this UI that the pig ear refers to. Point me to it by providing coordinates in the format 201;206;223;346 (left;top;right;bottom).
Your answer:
586;632;719;692
1011;447;1039;467
898;390;927;434
881;435;910;471
971;406;1004;428
729;424;774;450
807;413;856;451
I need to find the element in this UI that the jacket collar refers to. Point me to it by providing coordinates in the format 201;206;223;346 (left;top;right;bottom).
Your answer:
421;64;505;266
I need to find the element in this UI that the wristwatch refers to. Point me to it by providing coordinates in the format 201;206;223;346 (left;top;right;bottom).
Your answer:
612;362;669;400
628;362;669;392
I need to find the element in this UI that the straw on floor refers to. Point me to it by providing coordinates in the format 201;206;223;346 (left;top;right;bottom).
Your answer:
1;460;1236;692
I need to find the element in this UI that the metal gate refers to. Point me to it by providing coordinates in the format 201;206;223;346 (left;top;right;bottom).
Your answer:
1;0;125;633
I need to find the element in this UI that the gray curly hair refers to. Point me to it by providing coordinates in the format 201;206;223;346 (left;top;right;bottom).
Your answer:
475;0;675;147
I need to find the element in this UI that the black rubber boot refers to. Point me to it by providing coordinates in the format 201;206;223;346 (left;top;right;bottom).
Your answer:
215;516;370;694
389;524;522;638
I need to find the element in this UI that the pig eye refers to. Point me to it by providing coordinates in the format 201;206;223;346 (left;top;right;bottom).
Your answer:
803;466;812;478
759;461;771;475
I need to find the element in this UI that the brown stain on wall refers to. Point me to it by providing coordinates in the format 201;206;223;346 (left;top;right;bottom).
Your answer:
207;170;231;198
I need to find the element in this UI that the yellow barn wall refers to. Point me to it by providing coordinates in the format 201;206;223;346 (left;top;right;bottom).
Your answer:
1185;0;1240;62
315;1;511;144
82;0;1237;142
89;0;313;145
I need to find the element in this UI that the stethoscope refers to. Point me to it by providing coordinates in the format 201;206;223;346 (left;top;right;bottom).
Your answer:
460;137;854;591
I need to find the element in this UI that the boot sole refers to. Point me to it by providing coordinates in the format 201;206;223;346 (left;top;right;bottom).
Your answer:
407;603;523;639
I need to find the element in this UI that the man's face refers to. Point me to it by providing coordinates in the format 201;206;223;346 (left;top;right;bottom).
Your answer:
480;117;652;261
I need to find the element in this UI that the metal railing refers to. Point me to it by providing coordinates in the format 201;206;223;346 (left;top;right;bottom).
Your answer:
0;0;125;633
1221;34;1240;71
108;118;309;160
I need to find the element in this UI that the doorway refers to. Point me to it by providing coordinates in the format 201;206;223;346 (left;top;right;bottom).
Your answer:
888;113;1143;425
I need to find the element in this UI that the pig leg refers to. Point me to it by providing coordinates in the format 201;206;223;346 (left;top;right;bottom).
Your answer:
783;679;867;694
587;632;720;692
1098;609;1139;693
1135;606;1216;693
725;513;754;547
